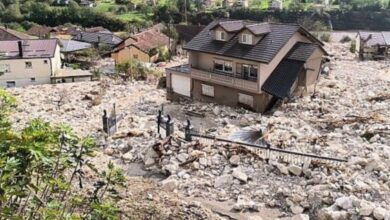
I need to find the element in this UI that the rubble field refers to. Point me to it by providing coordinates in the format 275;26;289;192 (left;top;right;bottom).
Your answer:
7;43;390;219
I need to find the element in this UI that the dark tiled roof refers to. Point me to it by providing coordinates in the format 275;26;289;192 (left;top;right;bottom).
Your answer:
246;23;271;35
72;32;122;46
210;20;245;32
174;24;205;42
0;39;58;59
261;59;304;99
60;39;92;52
0;27;33;40
286;42;318;62
184;20;303;63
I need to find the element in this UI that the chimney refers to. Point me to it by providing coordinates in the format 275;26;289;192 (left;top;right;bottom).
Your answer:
97;36;101;43
18;41;23;57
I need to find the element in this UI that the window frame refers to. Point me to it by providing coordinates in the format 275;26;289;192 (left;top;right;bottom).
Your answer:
30;77;36;82
213;59;233;73
242;64;258;79
216;31;226;41
25;61;32;69
241;33;252;45
6;81;15;88
43;60;48;64
0;64;11;74
201;84;215;97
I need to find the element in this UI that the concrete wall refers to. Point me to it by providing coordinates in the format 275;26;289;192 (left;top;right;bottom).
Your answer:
192;79;272;112
0;58;52;87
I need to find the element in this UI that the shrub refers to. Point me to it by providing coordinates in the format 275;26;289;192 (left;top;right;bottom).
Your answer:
320;33;331;42
340;35;352;43
350;40;356;53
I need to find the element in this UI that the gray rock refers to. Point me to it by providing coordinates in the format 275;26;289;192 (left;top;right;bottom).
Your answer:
359;201;374;216
335;196;354;210
232;168;248;183
291;214;310;220
229;155;240;166
291;205;304;214
373;207;387;220
288;165;302;176
160;178;178;191
214;174;233;188
177;153;189;163
199;157;208;166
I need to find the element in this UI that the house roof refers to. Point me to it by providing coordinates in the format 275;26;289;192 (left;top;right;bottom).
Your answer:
27;26;57;37
184;20;324;64
261;59;304;99
261;41;320;99
127;28;169;52
245;23;271;35
72;32;122;46
60;39;92;52
286;42;318;62
0;39;58;59
0;27;34;41
174;24;205;42
210;20;245;32
358;31;390;47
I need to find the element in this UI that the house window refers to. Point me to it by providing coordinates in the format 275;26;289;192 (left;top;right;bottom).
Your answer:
6;81;15;88
44;60;48;64
133;54;138;59
25;62;32;69
238;93;254;107
241;34;252;45
0;64;11;74
214;59;233;73
201;84;214;97
30;78;36;82
242;64;258;79
216;31;226;41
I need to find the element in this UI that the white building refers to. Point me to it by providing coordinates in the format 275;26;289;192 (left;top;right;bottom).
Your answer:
0;39;62;87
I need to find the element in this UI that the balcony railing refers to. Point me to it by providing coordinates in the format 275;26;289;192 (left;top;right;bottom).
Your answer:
191;67;259;93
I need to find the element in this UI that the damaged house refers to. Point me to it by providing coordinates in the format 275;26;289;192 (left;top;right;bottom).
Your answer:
166;20;327;112
356;31;390;60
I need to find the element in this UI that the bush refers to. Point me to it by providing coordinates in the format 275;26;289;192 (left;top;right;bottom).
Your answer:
340;35;352;43
320;33;331;42
350;40;356;53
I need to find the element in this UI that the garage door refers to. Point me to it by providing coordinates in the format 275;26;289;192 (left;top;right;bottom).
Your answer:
172;74;191;97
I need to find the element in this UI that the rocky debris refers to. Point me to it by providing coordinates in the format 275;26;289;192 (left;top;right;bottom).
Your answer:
291;214;310;220
232;168;248;183
7;42;390;219
373;207;389;220
232;195;261;212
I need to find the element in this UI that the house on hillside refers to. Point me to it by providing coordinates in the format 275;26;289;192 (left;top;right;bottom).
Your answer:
60;39;94;63
356;31;390;60
174;24;205;56
166;20;327;112
0;26;34;41
269;0;283;10
27;25;82;39
0;39;93;87
111;28;170;63
0;39;62;87
223;0;248;7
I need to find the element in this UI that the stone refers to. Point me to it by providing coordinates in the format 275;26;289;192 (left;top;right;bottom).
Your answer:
373;207;387;220
122;152;133;161
335;196;354;210
199;157;208;166
359;201;375;216
291;214;310;220
214;174;233;188
232;195;260;212
288;165;302;176
213;106;221;115
229;155;240;165
160;178;178;191
104;147;114;156
177;153;189;163
232;168;248;183
291;205;304;214
163;162;179;175
276;163;289;175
